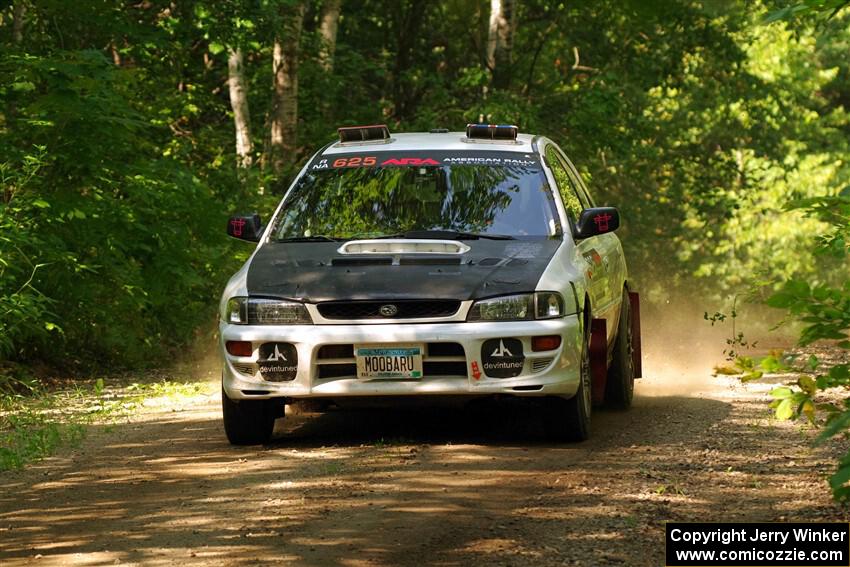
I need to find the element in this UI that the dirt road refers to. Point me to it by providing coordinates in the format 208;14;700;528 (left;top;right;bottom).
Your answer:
0;367;845;566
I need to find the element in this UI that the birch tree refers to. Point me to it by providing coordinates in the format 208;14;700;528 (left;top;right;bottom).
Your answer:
269;1;306;174
487;0;515;89
227;47;253;169
318;0;341;73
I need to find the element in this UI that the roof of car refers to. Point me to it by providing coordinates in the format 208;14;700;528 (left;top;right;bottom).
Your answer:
321;131;538;155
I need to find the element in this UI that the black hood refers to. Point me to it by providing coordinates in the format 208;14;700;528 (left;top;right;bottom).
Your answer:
245;239;561;302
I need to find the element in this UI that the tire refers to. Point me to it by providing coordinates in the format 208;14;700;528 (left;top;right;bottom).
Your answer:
605;288;635;409
544;323;592;442
222;386;281;445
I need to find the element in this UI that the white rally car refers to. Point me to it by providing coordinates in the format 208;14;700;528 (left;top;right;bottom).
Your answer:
219;124;642;444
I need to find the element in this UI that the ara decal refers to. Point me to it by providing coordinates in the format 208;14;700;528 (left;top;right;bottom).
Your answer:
380;157;440;167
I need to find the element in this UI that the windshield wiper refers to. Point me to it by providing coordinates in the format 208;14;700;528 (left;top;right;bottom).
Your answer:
455;232;516;240
401;229;515;241
307;230;517;242
345;232;405;240
276;235;344;243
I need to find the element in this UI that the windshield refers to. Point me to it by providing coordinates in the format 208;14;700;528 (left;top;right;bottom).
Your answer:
272;154;560;241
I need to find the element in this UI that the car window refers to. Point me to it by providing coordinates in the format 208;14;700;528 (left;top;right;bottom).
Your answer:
545;145;585;219
563;158;596;208
273;159;561;240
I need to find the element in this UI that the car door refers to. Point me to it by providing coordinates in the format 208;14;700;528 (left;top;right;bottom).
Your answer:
561;153;626;318
544;144;621;343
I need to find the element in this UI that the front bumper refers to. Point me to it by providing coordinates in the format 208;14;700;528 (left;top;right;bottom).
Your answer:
220;317;582;401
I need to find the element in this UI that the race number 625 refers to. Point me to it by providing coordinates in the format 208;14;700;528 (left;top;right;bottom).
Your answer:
333;156;376;168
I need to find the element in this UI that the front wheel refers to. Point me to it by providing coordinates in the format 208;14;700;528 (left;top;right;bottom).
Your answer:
222;386;282;445
544;326;592;442
605;288;635;409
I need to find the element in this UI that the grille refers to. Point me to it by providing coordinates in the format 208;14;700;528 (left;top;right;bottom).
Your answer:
233;363;255;376
427;342;464;357
423;361;467;376
317;300;461;320
318;344;354;359
318;364;357;379
531;358;554;373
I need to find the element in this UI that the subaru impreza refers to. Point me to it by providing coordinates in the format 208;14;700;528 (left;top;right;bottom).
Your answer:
219;124;641;444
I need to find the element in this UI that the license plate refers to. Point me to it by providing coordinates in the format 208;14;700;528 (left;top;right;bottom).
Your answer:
355;343;423;380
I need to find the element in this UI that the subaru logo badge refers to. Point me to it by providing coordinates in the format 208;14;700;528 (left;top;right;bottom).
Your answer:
379;304;399;317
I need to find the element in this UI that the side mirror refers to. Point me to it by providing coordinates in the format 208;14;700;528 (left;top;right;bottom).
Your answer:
227;213;263;242
573;207;620;239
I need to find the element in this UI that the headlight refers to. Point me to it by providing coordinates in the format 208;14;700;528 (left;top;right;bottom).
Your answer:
468;294;533;321
224;297;312;325
467;292;572;322
535;292;565;319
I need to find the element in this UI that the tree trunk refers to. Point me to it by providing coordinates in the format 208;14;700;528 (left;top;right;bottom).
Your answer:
487;0;515;90
227;48;254;169
7;2;26;126
318;0;341;73
391;1;427;120
12;2;26;45
269;2;306;175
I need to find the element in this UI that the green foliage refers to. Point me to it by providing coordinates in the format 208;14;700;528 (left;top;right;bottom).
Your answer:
0;371;214;470
1;1;849;380
0;419;85;471
1;7;250;368
717;183;850;500
765;0;850;22
762;190;850;500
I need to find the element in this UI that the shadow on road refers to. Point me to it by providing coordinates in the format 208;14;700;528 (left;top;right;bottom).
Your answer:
276;394;714;449
0;390;840;566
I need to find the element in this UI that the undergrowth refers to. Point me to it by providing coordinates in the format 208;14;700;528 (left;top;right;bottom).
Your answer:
0;370;213;471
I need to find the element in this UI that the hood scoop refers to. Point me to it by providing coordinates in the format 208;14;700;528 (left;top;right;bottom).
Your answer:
399;256;462;266
331;257;393;267
330;256;463;267
337;239;471;255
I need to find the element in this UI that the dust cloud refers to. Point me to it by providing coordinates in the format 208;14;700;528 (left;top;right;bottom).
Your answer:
634;296;789;398
173;334;222;386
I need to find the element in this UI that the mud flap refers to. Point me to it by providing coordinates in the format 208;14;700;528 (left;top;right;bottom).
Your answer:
628;291;643;378
590;318;607;405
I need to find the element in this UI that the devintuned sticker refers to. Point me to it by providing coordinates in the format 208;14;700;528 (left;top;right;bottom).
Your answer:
481;338;524;378
258;342;298;382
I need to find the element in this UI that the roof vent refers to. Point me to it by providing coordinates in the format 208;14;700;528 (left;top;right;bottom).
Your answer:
466;123;518;141
338;124;391;143
430;128;449;133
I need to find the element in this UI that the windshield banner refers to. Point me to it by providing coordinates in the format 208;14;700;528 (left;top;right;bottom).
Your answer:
307;151;542;171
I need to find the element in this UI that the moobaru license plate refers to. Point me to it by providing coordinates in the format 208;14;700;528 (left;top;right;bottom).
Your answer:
355;343;424;380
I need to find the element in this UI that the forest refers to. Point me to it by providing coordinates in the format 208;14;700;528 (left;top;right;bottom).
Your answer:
1;0;847;369
2;1;850;564
0;0;848;476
